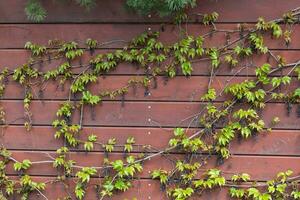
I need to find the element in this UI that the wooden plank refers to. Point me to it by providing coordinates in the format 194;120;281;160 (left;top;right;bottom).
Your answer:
2;75;298;102
1;101;298;129
0;0;298;23
2;126;300;156
6;176;230;200
4;151;300;181
1;50;300;77
6;177;168;200
195;0;300;23
0;24;300;49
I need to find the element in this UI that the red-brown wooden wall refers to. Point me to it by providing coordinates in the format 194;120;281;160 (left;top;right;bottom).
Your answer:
0;0;300;199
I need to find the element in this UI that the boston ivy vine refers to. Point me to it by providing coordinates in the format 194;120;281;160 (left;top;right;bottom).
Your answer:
0;5;300;200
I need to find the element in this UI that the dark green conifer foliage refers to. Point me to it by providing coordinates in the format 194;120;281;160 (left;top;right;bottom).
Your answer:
25;0;196;22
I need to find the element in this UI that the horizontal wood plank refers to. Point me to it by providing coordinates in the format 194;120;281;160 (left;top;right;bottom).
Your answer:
0;0;298;23
2;75;298;102
0;101;299;129
7;176;230;200
1;50;300;77
1;0;300;199
4;151;300;181
1;126;300;156
1;24;300;49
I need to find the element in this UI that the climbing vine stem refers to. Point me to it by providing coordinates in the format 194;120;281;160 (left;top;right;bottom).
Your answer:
0;7;300;200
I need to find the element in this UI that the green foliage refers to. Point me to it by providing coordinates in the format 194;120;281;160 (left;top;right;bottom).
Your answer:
56;102;74;118
271;76;291;88
231;173;251;182
233;45;252;57
229;170;293;200
75;0;96;10
193;169;226;189
75;167;97;199
25;0;197;22
25;0;97;22
200;88;216;101
43;62;72;83
169;187;194;200
13;160;32;171
126;0;196;17
25;0;46;22
13;64;39;85
151;169;169;185
283;11;297;24
82;91;101;105
76;167;97;183
1;6;300;200
292;191;300;199
0;68;8;97
230;188;246;198
84;134;97;151
86;38;98;50
202;12;219;25
24;42;46;56
169;128;210;153
59;41;83;60
103;138;117;152
225;80;266;108
124;137;135;153
224;55;238;67
206;48;220;68
99;156;143;198
53;147;75;175
249;33;268;54
256;63;271;84
70;73;97;93
19;175;46;200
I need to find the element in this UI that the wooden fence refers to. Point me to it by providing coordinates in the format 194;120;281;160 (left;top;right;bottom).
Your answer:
0;0;300;199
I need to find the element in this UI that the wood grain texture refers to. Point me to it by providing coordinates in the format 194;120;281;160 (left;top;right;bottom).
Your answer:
2;75;298;102
0;101;298;129
7;176;231;200
0;24;299;49
1;50;300;76
4;151;300;181
1;1;300;199
1;126;300;156
0;0;298;23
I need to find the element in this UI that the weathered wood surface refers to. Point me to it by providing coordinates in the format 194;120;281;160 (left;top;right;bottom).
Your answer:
0;0;298;23
1;1;300;199
0;24;299;49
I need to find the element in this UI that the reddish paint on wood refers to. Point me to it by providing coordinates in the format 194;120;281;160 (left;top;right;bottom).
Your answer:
0;101;298;129
7;176;232;200
14;177;243;200
0;50;300;76
2;126;300;156
0;24;299;49
4;151;300;181
6;177;169;200
0;0;298;23
1;1;300;199
2;76;298;102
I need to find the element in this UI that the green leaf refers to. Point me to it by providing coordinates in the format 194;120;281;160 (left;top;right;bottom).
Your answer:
247;188;260;198
230;188;245;198
14;159;32;171
75;184;85;200
292;190;300;199
112;160;124;171
174;128;184;137
181;62;193;76
84;141;93;151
